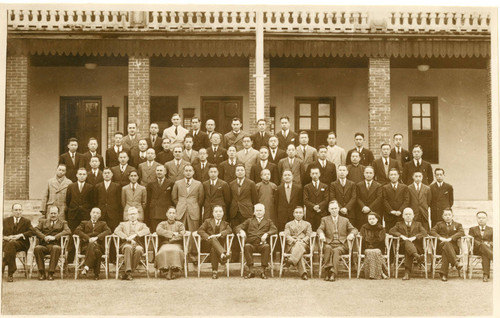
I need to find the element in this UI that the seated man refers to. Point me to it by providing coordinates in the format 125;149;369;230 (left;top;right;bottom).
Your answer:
468;211;493;282
236;203;278;279
74;207;112;280
317;200;358;282
429;208;465;281
33;206;71;280
114;207;151;281
389;207;427;280
196;205;233;279
283;206;313;280
2;203;34;282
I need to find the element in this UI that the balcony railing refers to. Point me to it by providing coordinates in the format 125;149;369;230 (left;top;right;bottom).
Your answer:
7;9;491;34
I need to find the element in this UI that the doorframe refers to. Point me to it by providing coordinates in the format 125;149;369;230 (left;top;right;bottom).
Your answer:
294;96;336;147
200;96;244;130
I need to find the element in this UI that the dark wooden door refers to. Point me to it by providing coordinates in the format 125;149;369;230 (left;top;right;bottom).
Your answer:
295;97;336;148
201;97;243;134
60;97;102;154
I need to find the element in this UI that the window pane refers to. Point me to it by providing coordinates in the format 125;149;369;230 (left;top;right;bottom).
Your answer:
422;118;431;130
412;103;421;116
412;118;421;130
318;118;330;130
299;104;311;116
299;118;311;130
422;103;431;116
318;103;330;116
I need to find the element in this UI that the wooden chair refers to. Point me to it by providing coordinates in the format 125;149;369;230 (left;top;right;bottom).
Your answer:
463;235;493;279
151;231;191;278
2;236;36;279
318;237;354;279
428;235;469;279
29;235;70;279
356;233;392;279
236;233;278;277
192;231;234;277
113;234;154;279
391;235;433;279
72;234;112;279
278;231;316;278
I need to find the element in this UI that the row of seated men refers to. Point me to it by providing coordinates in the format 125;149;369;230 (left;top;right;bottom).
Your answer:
3;201;493;282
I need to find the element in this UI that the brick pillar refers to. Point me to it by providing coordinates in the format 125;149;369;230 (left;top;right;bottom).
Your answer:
128;56;150;137
249;56;271;133
5;55;30;200
486;59;492;200
368;57;391;157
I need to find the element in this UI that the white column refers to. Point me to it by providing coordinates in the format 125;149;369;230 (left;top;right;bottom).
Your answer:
254;10;266;121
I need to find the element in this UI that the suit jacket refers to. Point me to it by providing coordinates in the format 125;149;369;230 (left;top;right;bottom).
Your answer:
86;169;104;186
430;182;454;222
295;145;318;168
346;164;366;184
250;161;279;185
138;161;161;186
235;216;278;245
317;215;358;244
121;183;147;220
94;181;122;230
218;160;238;184
58;152;84;182
182;149;199;165
389;221;427;240
172;179;204;221
110;165;136;188
329;179;357;219
162;125;189;151
356;180;382;224
65;182;94;223
188;130;210;151
3;216;34;250
206;146;227;166
82;151;104;171
40;176;73;214
165;159;190;182
305;160;337;185
408;183;432;225
145;135;163;154
268;148;287;166
403;159;434;185
74;220;111;247
202;179;231;220
236;148;260;178
193;161;212;183
275;183;303;224
114;221;150;248
430;221;465;243
372;158;401;185
223;130;250;152
390;147;411;167
251;131;271;150
34;218;71;245
382;183;410;225
284;220;312;247
105;147;131;169
346;147;375;167
276;130;299;150
277;157;305;185
156;150;174;165
468;226;493;251
303;182;329;218
197;218;233;240
326;145;346;167
130;149;148;169
147;179;174;221
229;178;258;219
122;135;139;151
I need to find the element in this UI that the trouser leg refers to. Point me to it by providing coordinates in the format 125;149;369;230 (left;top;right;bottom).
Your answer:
34;245;49;273
244;244;255;270
209;238;225;271
3;241;23;275
230;212;246;261
403;241;418;272
439;242;457;275
122;245;133;272
259;244;271;269
47;245;61;273
331;245;347;275
479;244;493;275
132;246;144;272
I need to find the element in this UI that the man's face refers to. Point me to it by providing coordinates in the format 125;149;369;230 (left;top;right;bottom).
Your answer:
259;148;269;160
56;166;67;178
171;115;181;126
327;134;337;146
227;147;237;159
351;153;360;164
184;166;194;179
442;211;453;223
286;145;296;158
268;137;278;149
114;134;123;146
435;170;445;183
128;210;138;222
354;135;364;147
299;134;308;145
413;172;423;184
191;119;200;130
68;141;78;152
12;204;23;218
77;170;87;182
477;213;488;227
184;138;193;150
231;120;242;132
261;170;271;181
88;140;98;152
412;147;423;160
128;124;137;136
48;207;59;221
293;208;304;221
208;167;219;180
381;145;391;158
337;166;348;179
283;171;292;183
103;169;113;181
150;124;159;135
118;153;129;165
173;148;183;159
235;166;246;178
213;207;224;221
199;149;208;161
166;209;176;221
364;168;374;181
162;139;170;150
90;158;100;169
146;149;156;161
206;120;215;132
210;134;221;146
242;137;252;149
328;202;340;217
318;148;327;160
280;118;290;130
389;171;399;183
90;209;101;222
257;121;266;132
129;172;139;183
402;209;414;222
394;135;403;147
138;140;148;151
156;166;166;179
254;205;265;218
310;169;320;181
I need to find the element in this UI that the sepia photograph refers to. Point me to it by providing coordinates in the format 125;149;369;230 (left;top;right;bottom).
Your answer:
0;1;498;316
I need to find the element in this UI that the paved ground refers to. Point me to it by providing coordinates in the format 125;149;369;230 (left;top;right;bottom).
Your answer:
1;267;493;316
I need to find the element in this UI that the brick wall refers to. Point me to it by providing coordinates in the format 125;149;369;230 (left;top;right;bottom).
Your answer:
248;56;271;133
5;55;30;200
486;59;492;200
368;57;391;157
128;56;150;137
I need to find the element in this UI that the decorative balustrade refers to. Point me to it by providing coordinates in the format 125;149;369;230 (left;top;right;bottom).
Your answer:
7;9;491;34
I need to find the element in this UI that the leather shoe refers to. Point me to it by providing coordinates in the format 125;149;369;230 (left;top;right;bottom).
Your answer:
81;268;88;277
47;273;54;281
301;273;308;281
7;275;13;282
329;273;336;282
417;255;425;266
402;272;410;280
439;273;448;282
126;274;133;281
94;275;99;281
324;274;331;281
244;272;255;279
212;272;218;279
38;273;46;281
260;272;268;280
456;263;463;272
483;275;489;282
220;254;227;263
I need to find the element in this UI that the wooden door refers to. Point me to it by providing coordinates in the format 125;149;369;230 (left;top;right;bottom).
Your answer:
201;97;243;134
295;97;336;148
60;97;102;154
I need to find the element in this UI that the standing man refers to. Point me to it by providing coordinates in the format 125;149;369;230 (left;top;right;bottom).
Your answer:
145;122;163;154
468;211;493;282
205;119;218;141
326;132;346;167
373;143;401;185
236;136;260;179
193;148;211;183
295;131;318;169
123;122;139;152
188;117;210;151
390;133;411;168
382;168;410;232
346;151;365;184
329;165;357;228
268;135;287;166
182;136;199;165
346;133;375;166
305;145;336;185
275;170;303;233
156;138;174;165
110;152;136;187
165;146;190;182
276;116;298;150
130;139;148;169
95;168;122;231
106;132;131;168
430;168;454;227
40;164;73;219
251;119;271;150
278;144;305;185
218;146;238;183
223;117;249;151
59;137;84;182
86;156;104;186
207;133;227;166
82;137;104;171
250;146;279;185
356;166;382;229
146;165;174;230
303;168;329;231
408;171;432;230
202;166;231;221
66;168;94;232
162;113;189;151
256;169;278;222
403;144;434;185
121;170;147;221
138;148;161;186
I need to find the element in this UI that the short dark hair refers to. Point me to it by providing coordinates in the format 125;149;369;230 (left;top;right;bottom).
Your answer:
114;131;124;137
231;117;242;124
354;132;364;139
90;156;100;162
299;131;309;136
442;208;453;215
393;133;403;139
364;166;374;173
127;122;137;127
257;118;266;124
380;143;391;149
318;145;327;151
242;136;252;142
280;116;290;122
434;168;445;174
412;144;423;151
67;137;78;145
57;163;67;169
77;167;87;172
191;117;200;122
328;131;337;138
259;146;270;151
389;168;399;174
476;211;488;217
88;137;98;142
103;167;113;173
235;163;246;169
184;135;194;141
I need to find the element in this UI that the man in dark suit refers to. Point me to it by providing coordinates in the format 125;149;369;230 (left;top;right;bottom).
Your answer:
82;137;104;171
389;208;427;280
146;165;174;230
205;119;218;141
373;143;402;185
275;170;303;232
188;117;210;151
403;144;433;185
86;156;103;186
74;208;112;280
382;168;410;232
305;145;337;185
390;133;411;169
268;136;287;167
2;203;34;282
203;166;231;221
106;132;131;168
58;137;84;182
429;208;465;281
95;168;122;231
276;116;298;150
223;117;250;152
235;203;278;279
110;152;136;187
145;123;163;154
329;165;357;228
122;122;139;152
250;146;279;185
408;171;432;229
156;138;174;165
33;206;71;280
346;132;375;166
251;119;271;150
130;139;148;169
356;166;382;228
193;148;211;183
303;168;329;231
430;168;454;226
468;211;493;282
207;133;227;166
218;146;238;183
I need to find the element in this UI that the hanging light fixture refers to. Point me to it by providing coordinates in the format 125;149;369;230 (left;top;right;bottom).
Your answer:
417;64;430;72
84;62;97;70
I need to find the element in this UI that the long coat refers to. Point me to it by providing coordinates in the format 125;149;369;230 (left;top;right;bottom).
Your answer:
147;179;174;222
138;161;161;186
40;176;73;217
256;182;278;221
94;181;122;230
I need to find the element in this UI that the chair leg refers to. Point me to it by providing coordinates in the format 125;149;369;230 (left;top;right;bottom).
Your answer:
348;256;351;279
356;256;361;278
105;257;109;279
74;258;78;280
240;252;244;277
197;253;201;278
226;260;230;278
270;253;274;278
279;253;284;278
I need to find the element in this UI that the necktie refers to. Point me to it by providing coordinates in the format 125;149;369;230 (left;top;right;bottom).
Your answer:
315;182;318;190
121;165;125;173
366;182;371;191
341;180;345;187
79;182;83;192
385;159;388;165
94;170;98;177
245;149;248;155
193;131;197;137
285;185;291;202
186;180;191;188
159;179;163;186
393;184;397;191
92;221;96;228
321;161;325;169
289;159;293;166
152;136;156;144
132;184;135;193
13;218;18;231
261;132;264;138
71;153;75;165
406;222;411;227
51;221;55;229
140;153;145;160
175;127;178;136
176;161;180;168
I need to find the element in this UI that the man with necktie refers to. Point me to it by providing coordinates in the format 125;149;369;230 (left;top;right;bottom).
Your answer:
106;132;131;168
275;116;299;150
303;167;329;231
329;165;357;228
430;168;454;227
202;166;231;221
58;137;84;182
251;119;271;150
206;133;227;166
236;136;260;179
146;165;174;230
145;122;163;154
218;146;239;183
165;146;190;182
86;156;104;186
390;133;412;169
305;145;337;185
82;137;104;171
468;211;493;282
188;117;210;151
162;113;189;151
40;164;73;220
373;143;402;185
283;206;313;280
382;168;410;232
121;170;147;221
408;171;432;229
138;148;161;186
295;131;318;169
355;166;382;229
223;117;250;152
123;122;140;152
403;144;434;185
346;132;375;166
193;148;212;182
111;151;136;187
275;170;303;233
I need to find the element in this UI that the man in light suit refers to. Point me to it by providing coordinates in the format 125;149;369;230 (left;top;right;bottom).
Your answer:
251;119;271;150
326;132;346;167
82;137;104;171
430;168;454;227
283;206;313;280
86;156;104;186
123;122;139;152
346;132;375;166
468;211;493;282
95;168;122;231
110;151;136;187
130;139;148;169
317;200;358;281
268;136;287;166
295;131;318;169
182;136;199;165
303;168;329;231
114;207;151;280
106;132;131;168
165;146;190;182
162;113;189;151
146;165;174;230
408;171;432;230
305;145;336;185
403;144;434;185
276;116;298;150
236;136;259;179
203;166;231;220
329;165;357;228
382;168;410;232
40;164;73;219
145;122;163;154
275;170;303;232
59;137;84;182
223;117;250;152
390;133;411;169
373;143;402;185
188;117;210;151
121;170;147;221
278;144;305;185
138;148;161;186
356;166;382;229
207;133;227;166
250;146;279;185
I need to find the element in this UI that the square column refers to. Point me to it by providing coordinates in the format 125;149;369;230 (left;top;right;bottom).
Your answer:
368;57;391;156
128;56;150;136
